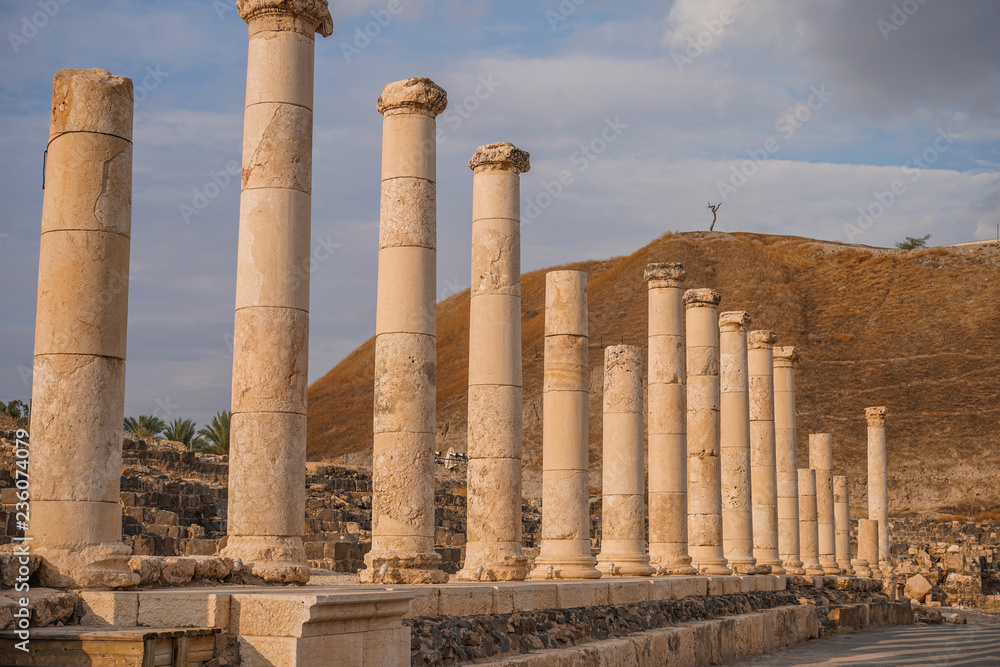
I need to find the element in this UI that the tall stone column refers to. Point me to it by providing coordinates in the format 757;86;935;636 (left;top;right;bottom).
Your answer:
596;346;654;576
28;68;139;589
718;312;756;575
866;406;889;568
361;77;448;584
809;433;840;575
797;468;824;576
773;346;804;574
223;0;332;584
834;475;855;576
856;519;879;579
748;330;784;574
645;264;697;576
457;142;530;582
684;289;731;575
530;271;600;580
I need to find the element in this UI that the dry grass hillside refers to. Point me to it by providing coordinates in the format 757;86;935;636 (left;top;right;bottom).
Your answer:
307;232;1000;517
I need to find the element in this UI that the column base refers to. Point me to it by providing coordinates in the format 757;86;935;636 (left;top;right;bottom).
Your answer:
529;554;601;580
837;561;855;576
221;535;310;584
650;548;698;576
455;545;529;582
780;556;805;575
820;557;842;575
35;543;139;589
696;560;733;576
596;553;656;577
726;557;759;575
803;560;826;576
756;558;785;575
851;559;872;578
360;550;449;584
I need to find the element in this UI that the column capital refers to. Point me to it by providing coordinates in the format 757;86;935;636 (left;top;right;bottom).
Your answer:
469;142;530;174
683;287;721;308
377;77;448;117
748;330;778;350
719;311;750;332
644;262;686;288
773;346;799;367
865;406;887;427
237;0;333;36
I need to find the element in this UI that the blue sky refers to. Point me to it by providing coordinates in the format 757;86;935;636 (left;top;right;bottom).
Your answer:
1;0;998;429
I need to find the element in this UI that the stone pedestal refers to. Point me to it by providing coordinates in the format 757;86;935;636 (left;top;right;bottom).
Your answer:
834;475;855;576
866;406;889;569
748;330;784;575
457;143;530;582
645;264;697;576
684;289;731;576
596;346;654;576
797;468;825;576
773;346;804;575
856;518;879;579
809;433;840;576
28;68;139;589
223;0;333;585
530;271;600;580
361;78;449;585
718;312;757;575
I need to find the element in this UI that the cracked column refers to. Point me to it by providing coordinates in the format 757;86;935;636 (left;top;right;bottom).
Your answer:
773;346;804;575
457;142;530;582
28;68;139;589
749;330;784;574
866;406;889;569
834;475;855;576
719;312;756;575
530;271;600;580
645;264;697;575
223;0;333;584
361;78;449;584
685;288;731;575
856;518;878;579
797;468;825;576
810;433;840;575
597;346;655;576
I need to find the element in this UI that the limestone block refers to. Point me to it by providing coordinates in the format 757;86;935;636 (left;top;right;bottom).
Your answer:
30;499;122;547
49;68;133;140
468;294;521;385
231;307;309;414
380;113;439;181
471;171;522;223
470;219;520;295
466;458;522;543
373;333;436;434
437;586;493;616
905;573;933;602
545;271;587;336
375;246;436;336
647;385;685;436
76;591;139;626
370;431;436;539
378;177;436;249
541;391;588;470
245;28;316;108
540;471;590;541
41;137;132;237
542;335;588;391
647;434;686;491
467;385;522;459
648;336;684;385
241;102;313;193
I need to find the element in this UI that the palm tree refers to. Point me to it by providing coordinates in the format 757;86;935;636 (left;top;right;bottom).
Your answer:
123;415;166;440
197;411;231;455
162;418;206;451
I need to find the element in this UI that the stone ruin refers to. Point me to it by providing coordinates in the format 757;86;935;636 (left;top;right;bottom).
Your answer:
0;0;937;664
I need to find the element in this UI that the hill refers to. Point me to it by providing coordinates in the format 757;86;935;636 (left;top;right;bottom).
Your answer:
307;232;1000;517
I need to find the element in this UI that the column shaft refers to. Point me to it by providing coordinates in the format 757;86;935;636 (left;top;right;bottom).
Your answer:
798;468;824;576
866;406;889;568
773;346;804;574
856;518;879;578
645;264;697;575
749;330;783;573
457;143;530;582
28;68;139;589
809;433;840;575
834;475;855;575
530;271;600;579
362;78;449;584
597;346;654;576
684;289;731;575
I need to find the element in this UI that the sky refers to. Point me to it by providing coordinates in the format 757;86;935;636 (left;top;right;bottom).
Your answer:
1;0;998;429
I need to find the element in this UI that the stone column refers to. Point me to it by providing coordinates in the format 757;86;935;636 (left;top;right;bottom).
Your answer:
809;433;840;575
456;143;530;582
28;68;139;589
718;312;756;575
597;346;654;576
530;271;600;580
866;406;889;568
856;518;879;578
361;78;449;585
748;330;784;574
834;475;855;576
645;264;697;576
797;468;825;576
223;0;332;584
684;288;731;575
773;346;804;574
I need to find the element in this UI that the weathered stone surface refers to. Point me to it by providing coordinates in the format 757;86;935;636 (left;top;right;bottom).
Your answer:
905;573;933;602
469;142;530;174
